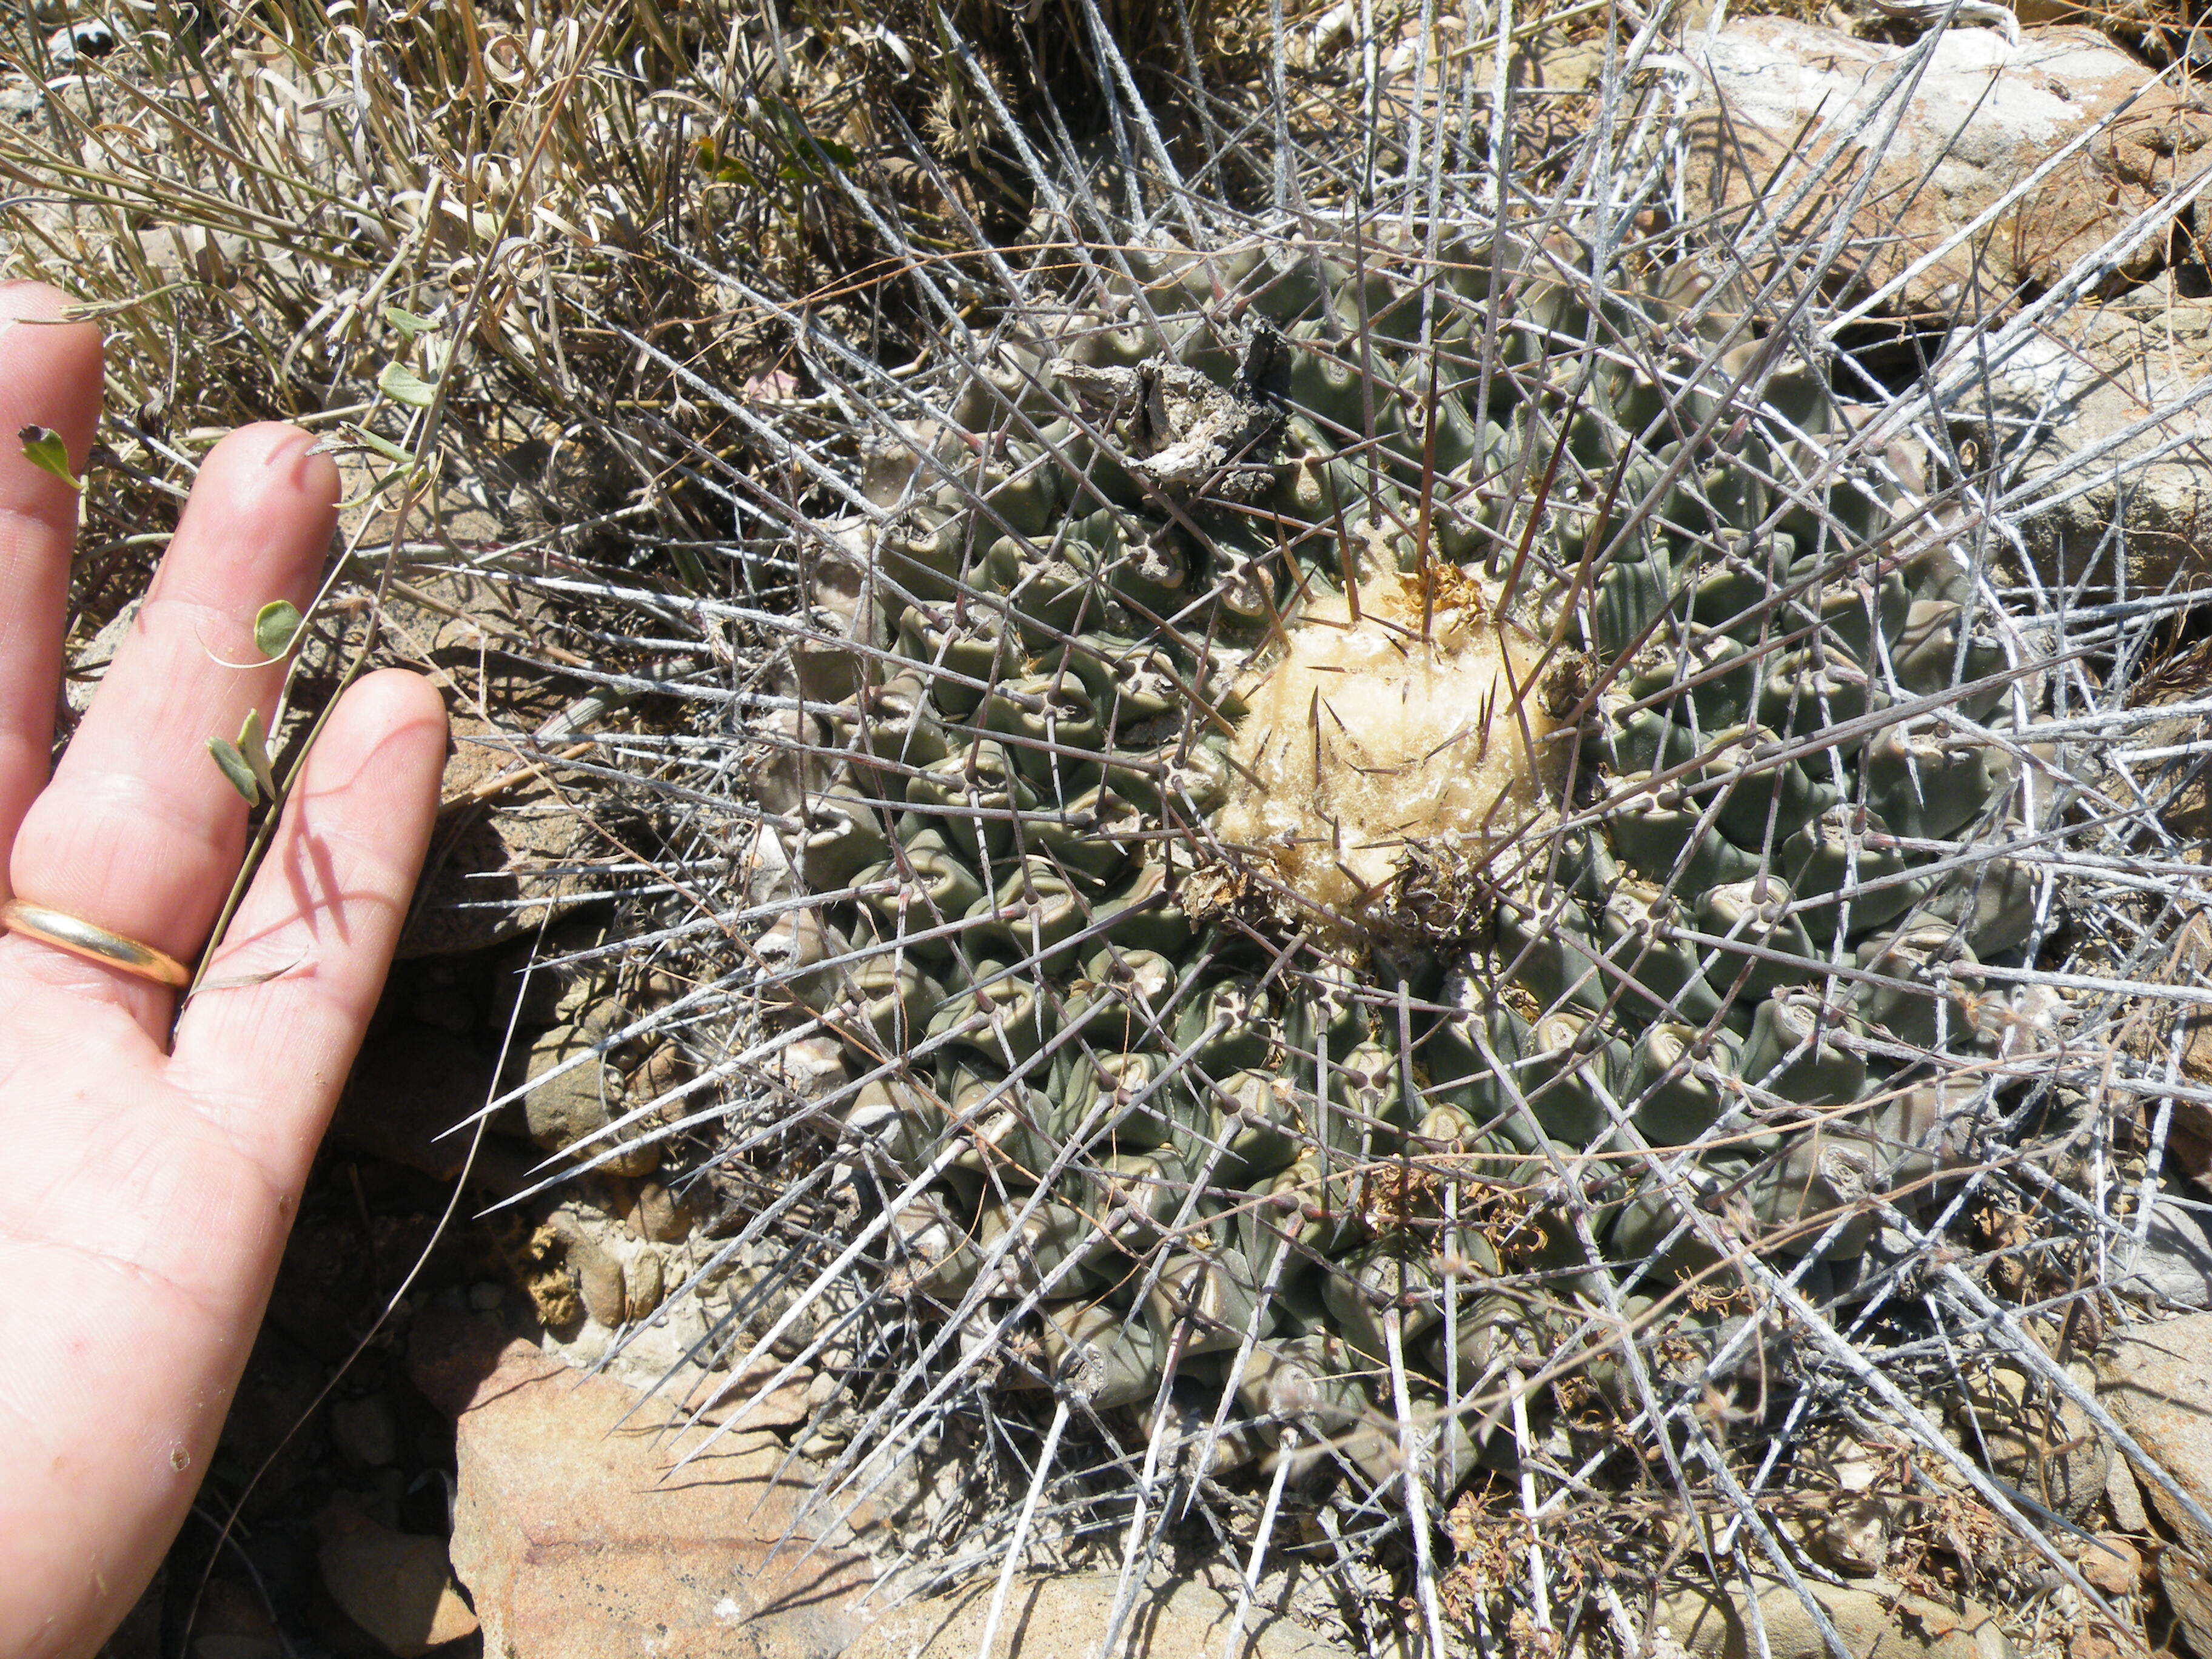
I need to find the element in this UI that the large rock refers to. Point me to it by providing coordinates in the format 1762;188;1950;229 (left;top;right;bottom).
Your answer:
2097;1313;2212;1544
2097;1313;2212;1657
1656;1577;2008;1659
315;1502;480;1657
330;1018;497;1181
840;1574;1352;1659
2114;1195;2212;1310
1969;274;2212;591
1683;21;2212;315
438;1335;875;1659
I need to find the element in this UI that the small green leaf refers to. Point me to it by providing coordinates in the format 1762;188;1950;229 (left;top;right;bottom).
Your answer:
377;362;437;407
18;425;82;493
254;599;303;659
207;736;260;802
381;304;435;337
353;426;416;466
236;707;278;799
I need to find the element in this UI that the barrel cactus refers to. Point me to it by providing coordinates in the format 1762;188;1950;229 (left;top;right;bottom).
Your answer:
737;226;2060;1533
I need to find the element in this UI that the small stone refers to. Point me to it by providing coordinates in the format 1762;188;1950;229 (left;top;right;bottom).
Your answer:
329;1394;401;1470
2106;1457;2150;1533
2077;1533;2142;1597
623;1250;665;1321
468;1280;506;1312
569;1235;628;1329
627;1041;690;1108
1951;1357;2110;1519
47;18;116;61
218;1329;327;1517
1806;1492;1889;1577
192;1576;283;1659
518;1004;661;1177
520;1010;621;1152
627;1180;694;1243
316;1504;479;1658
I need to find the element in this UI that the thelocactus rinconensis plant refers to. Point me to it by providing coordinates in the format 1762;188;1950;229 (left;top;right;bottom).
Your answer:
759;233;2051;1499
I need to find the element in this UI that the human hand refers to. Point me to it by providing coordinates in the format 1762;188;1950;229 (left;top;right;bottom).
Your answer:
0;283;448;1658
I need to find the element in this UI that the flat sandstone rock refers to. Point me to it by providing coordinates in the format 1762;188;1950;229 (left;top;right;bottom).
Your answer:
1683;20;2212;314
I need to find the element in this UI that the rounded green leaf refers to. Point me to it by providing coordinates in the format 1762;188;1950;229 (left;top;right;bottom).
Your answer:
254;600;303;659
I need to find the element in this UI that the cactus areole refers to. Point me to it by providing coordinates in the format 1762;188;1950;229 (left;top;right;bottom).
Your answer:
779;233;2046;1501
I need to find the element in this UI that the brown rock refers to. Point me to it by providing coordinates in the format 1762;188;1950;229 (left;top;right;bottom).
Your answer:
680;1358;814;1430
1657;1578;2007;1659
1683;21;2212;315
406;1307;520;1417
330;1020;495;1182
447;1343;874;1659
316;1503;479;1658
329;1393;401;1470
840;1574;1352;1659
2096;1314;2212;1655
2078;1534;2143;1597
628;1180;695;1243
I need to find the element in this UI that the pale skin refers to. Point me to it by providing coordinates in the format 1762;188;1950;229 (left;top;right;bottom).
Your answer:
0;281;447;1657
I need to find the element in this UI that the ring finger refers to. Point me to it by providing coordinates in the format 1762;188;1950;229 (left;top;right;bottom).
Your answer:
5;423;339;1031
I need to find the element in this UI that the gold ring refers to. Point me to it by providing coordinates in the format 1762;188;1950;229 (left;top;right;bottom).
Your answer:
0;898;192;988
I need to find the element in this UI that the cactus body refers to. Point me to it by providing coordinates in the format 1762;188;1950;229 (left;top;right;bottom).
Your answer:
768;233;2044;1516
